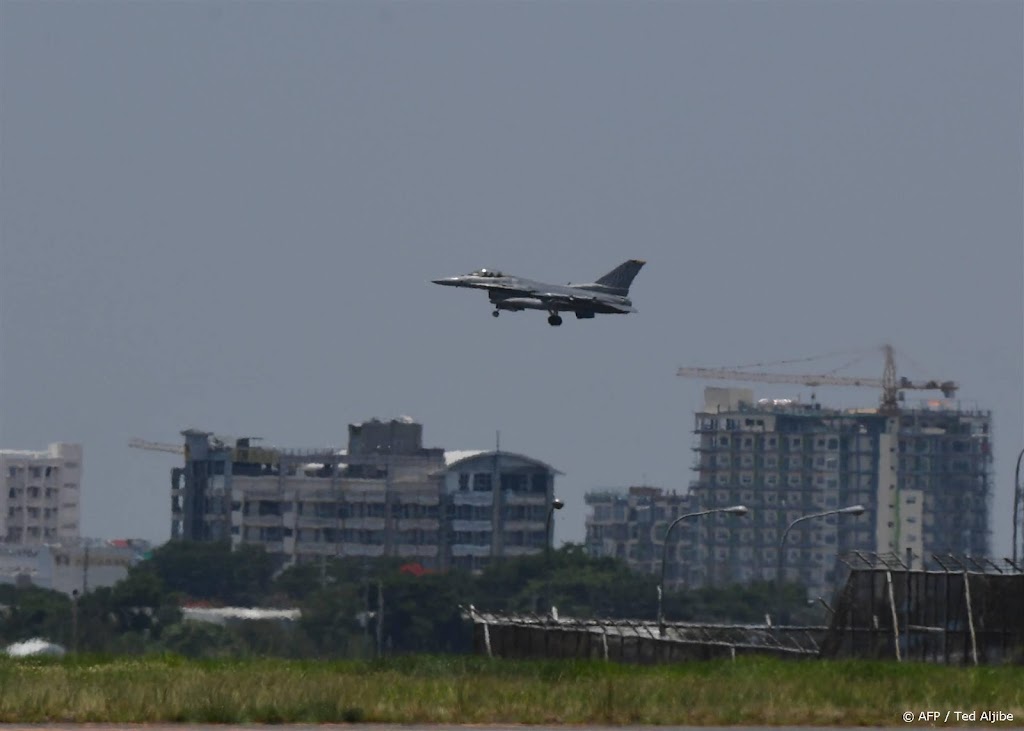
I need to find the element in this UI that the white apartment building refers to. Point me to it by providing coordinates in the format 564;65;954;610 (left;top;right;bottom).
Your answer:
0;443;82;545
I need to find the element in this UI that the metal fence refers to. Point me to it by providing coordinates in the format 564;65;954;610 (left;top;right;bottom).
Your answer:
820;553;1024;664
462;606;824;664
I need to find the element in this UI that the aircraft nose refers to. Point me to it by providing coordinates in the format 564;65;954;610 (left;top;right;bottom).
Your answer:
432;277;457;286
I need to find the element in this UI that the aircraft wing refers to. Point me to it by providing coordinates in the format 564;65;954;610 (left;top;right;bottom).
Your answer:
535;291;636;314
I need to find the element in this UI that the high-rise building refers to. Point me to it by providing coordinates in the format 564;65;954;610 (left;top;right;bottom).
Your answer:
170;418;560;571
0;443;81;545
585;387;992;599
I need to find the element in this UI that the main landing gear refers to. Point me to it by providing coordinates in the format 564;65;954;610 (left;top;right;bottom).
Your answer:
492;310;500;318
547;314;563;327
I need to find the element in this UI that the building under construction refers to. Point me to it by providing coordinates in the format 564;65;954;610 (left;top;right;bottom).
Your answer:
587;346;992;602
688;386;991;597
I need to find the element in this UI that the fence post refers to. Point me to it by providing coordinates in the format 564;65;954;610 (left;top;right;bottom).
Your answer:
886;570;901;662
963;571;978;666
905;548;912;660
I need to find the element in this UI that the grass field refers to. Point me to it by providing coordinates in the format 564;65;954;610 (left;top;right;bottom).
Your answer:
0;654;1021;725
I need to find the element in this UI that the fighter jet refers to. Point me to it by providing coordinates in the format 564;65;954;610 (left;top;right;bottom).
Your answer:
432;259;645;326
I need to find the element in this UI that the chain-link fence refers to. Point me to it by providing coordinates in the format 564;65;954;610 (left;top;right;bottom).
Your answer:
462;606;824;663
821;553;1024;664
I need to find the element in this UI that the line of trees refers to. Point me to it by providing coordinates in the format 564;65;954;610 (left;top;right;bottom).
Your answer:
0;542;820;658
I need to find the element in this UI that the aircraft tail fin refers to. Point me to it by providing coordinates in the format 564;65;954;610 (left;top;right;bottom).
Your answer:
588;259;645;295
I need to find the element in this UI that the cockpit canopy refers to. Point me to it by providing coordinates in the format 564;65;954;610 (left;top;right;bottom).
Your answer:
470;268;504;278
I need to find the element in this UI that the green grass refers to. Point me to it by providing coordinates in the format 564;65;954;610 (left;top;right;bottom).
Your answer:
0;654;1020;724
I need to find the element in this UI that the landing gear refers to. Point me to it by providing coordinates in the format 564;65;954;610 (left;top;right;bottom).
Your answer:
492;310;500;318
547;314;563;326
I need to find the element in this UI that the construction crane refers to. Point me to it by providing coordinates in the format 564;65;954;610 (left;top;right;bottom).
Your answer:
677;344;957;414
128;438;184;455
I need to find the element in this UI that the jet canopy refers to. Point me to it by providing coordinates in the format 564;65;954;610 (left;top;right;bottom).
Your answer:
470;268;504;278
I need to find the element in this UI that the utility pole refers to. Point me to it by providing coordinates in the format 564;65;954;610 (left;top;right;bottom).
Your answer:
376;581;384;658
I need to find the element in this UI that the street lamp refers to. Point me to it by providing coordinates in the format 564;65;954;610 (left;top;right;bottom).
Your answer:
658;505;748;634
545;498;564;562
776;504;866;603
1014;447;1024;565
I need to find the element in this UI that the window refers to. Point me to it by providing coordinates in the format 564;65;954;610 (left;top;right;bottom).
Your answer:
531;473;548;493
473;473;492;492
458;474;470;491
500;473;527;492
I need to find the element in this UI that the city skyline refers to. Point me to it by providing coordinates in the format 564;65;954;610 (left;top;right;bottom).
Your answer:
2;2;1021;554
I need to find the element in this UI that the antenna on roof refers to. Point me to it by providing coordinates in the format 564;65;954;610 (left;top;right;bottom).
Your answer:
495;430;500;453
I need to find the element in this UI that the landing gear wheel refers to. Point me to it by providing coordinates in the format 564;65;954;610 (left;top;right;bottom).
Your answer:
547;314;563;326
492;310;500;318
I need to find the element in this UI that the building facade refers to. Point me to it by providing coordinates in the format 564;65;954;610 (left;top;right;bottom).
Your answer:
171;419;560;571
0;539;149;595
0;443;81;545
585;486;696;581
585;388;992;599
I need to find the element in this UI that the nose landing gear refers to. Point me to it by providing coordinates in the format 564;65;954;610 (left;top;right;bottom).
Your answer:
547;314;563;326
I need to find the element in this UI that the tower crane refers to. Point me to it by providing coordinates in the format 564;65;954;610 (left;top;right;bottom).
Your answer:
677;344;957;414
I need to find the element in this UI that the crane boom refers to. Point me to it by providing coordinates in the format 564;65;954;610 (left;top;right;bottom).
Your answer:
677;345;957;413
128;438;184;455
675;367;881;389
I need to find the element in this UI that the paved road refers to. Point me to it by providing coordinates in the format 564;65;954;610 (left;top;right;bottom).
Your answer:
0;720;1007;724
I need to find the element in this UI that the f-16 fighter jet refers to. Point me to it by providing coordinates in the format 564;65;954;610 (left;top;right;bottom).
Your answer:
432;259;645;326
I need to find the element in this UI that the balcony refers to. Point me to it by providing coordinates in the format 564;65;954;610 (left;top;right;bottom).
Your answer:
504;494;547;506
396;545;438;558
344;517;385;530
295;516;338;529
294;541;336;556
396;518;439;531
340;544;385;558
241;515;283;528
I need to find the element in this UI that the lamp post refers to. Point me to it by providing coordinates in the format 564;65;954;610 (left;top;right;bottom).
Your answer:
658;505;748;634
776;504;866;612
1014;447;1024;565
545;498;564;563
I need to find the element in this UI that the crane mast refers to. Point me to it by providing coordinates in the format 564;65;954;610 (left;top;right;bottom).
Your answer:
677;344;956;413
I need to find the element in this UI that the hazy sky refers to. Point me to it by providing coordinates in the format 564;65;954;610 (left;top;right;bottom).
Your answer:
1;1;1021;555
